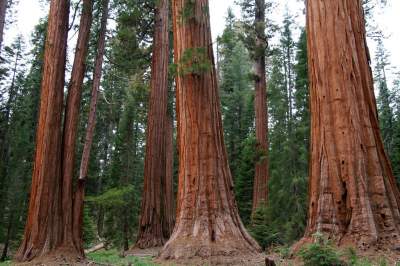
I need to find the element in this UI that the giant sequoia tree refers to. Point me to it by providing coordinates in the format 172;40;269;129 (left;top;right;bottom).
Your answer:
135;0;174;249
303;0;400;250
15;0;71;261
252;0;269;216
159;0;260;261
15;0;92;261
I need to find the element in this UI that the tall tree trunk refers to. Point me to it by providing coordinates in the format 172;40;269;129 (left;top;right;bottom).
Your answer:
0;0;7;53
302;0;400;251
0;38;21;220
164;114;175;236
252;0;269;216
0;213;13;261
135;0;173;249
79;0;109;182
61;0;92;254
159;0;260;260
15;0;70;261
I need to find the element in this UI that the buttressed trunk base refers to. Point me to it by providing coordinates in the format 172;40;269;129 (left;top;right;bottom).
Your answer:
159;0;260;261
301;0;400;251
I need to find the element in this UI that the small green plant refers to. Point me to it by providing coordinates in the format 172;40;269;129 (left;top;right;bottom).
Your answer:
378;257;388;266
343;247;373;266
298;233;344;266
248;206;282;249
171;47;211;77
179;0;209;24
275;245;291;259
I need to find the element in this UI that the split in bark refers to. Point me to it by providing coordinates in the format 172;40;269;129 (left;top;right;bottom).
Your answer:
159;0;261;260
134;0;174;249
300;0;400;252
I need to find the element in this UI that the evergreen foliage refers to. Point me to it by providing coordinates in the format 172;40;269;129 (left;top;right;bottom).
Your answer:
0;0;399;261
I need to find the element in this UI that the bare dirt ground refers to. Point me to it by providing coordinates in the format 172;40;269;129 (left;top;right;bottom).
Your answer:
124;247;162;258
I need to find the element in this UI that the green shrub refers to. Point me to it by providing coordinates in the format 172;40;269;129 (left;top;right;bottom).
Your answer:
298;233;344;266
83;207;97;248
343;247;373;266
248;206;282;249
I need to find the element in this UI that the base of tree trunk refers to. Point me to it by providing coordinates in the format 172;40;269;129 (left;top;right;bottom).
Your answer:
14;246;85;265
293;234;400;254
157;250;265;266
159;235;260;261
134;235;166;249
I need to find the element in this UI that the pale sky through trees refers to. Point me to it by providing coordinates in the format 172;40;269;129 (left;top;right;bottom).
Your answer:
4;0;400;82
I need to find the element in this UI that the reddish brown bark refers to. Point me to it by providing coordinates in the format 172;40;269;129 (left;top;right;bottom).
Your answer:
302;0;400;251
15;0;93;262
164;114;175;236
159;0;260;260
135;0;173;249
15;0;70;261
79;0;109;181
252;0;269;216
62;0;93;253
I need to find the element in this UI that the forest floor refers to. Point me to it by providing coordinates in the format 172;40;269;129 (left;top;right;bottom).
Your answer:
1;246;399;265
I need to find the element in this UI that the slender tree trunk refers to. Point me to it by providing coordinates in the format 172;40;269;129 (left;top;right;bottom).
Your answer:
15;0;70;261
79;0;109;181
0;213;13;261
96;125;111;238
0;40;21;217
159;0;260;260
0;0;7;53
302;0;400;251
135;0;173;249
252;0;269;216
61;0;92;254
164;114;175;235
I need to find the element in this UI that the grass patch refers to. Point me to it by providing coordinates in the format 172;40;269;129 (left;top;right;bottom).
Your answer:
0;261;11;266
87;249;157;266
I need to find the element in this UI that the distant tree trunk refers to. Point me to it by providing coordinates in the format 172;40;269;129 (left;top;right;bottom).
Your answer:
252;0;269;217
61;0;93;254
302;0;400;251
159;0;260;260
0;37;21;214
15;0;70;261
135;0;173;249
79;0;109;182
0;0;7;52
0;213;13;261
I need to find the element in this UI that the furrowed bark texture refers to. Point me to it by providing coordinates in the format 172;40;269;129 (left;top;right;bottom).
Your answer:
304;0;400;250
62;0;93;254
165;114;175;236
159;0;260;259
15;0;70;261
79;0;109;181
252;0;269;216
135;0;173;249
